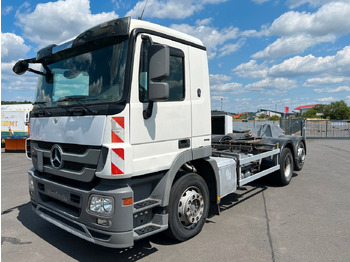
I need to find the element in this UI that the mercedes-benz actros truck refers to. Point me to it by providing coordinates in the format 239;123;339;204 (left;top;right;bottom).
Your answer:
13;17;306;248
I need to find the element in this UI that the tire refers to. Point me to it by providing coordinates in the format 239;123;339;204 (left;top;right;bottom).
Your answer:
167;173;209;242
294;141;306;171
275;148;294;186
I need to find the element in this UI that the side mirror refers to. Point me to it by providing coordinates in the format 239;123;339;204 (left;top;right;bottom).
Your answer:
148;44;170;102
13;60;29;75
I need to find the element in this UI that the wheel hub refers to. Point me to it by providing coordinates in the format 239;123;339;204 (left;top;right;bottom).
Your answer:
178;187;204;229
298;147;305;162
284;156;292;178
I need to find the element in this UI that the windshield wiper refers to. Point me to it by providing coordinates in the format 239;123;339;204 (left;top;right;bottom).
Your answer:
33;101;52;116
57;96;97;114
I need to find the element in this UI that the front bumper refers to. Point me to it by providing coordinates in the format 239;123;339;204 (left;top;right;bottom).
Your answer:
28;168;134;248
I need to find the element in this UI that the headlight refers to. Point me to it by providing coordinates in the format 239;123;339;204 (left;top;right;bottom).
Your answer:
28;175;35;191
88;195;114;216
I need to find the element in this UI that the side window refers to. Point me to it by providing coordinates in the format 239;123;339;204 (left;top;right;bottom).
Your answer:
139;41;185;102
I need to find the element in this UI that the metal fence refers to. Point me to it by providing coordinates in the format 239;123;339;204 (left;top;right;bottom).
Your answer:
232;118;350;139
305;120;350;139
280;118;304;137
232;120;280;131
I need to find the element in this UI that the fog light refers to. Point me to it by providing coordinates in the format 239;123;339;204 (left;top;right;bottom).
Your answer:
28;175;35;191
97;218;112;226
88;195;114;216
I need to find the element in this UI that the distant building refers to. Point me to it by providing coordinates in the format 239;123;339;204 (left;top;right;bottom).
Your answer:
256;109;295;118
294;104;317;115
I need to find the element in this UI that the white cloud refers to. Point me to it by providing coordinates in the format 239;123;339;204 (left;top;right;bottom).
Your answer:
304;77;350;86
210;74;232;85
209;74;244;93
218;39;245;57
314;86;350;93
2;61;40;103
286;0;349;9
126;0;226;19
170;23;239;59
251;0;270;4
316;97;334;102
2;6;13;15
269;46;350;77
233;60;268;78
269;2;350;36
16;0;119;47
252;34;335;59
195;18;213;26
1;33;31;62
211;96;229;101
126;0;197;19
236;45;350;79
253;2;350;58
245;78;298;92
235;97;252;102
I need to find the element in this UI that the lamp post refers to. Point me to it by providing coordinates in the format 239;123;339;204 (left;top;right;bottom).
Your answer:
275;101;281;111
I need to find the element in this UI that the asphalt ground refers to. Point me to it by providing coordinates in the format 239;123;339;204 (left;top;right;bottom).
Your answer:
1;139;350;262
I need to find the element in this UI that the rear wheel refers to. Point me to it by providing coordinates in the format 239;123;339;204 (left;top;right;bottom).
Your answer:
294;141;306;171
167;173;209;241
275;148;294;186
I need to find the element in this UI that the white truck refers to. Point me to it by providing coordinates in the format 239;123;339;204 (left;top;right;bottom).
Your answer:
13;17;306;248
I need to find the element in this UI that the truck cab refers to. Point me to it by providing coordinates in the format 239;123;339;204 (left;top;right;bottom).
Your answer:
17;17;214;248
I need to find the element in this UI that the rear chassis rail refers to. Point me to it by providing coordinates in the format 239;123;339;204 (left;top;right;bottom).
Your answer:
212;138;280;186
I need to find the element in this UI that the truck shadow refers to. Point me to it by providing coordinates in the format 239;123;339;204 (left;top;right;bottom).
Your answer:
218;172;298;212
15;203;177;261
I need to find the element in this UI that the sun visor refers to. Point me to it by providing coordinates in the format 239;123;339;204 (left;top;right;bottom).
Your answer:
36;44;56;62
72;17;130;47
52;39;74;55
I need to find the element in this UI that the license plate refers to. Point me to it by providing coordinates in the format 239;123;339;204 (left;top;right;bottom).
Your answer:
45;185;68;203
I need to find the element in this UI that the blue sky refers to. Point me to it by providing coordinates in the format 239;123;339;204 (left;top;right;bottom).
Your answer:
2;0;350;113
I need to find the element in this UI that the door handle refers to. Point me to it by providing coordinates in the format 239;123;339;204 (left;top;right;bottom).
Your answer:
178;139;190;149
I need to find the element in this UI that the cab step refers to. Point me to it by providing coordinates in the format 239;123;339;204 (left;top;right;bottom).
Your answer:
133;222;168;240
133;199;161;213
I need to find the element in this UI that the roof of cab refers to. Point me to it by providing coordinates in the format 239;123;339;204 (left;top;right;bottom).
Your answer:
46;17;205;59
129;18;205;49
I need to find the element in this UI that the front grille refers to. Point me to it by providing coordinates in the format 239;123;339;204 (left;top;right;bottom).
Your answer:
70;194;81;204
38;182;45;191
39;192;81;217
36;141;91;154
31;141;103;182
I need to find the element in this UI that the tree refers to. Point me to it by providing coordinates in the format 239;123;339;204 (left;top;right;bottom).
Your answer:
1;100;32;104
269;115;280;120
258;113;266;119
303;108;317;118
314;100;350;120
328;100;350;120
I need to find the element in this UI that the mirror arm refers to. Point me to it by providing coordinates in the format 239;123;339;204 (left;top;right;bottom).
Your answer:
25;58;37;63
27;68;45;76
143;101;154;120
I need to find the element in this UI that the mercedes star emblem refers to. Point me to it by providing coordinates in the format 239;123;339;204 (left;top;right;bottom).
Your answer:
50;144;63;169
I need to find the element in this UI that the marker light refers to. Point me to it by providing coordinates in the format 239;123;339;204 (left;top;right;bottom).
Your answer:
28;175;35;191
88;195;114;216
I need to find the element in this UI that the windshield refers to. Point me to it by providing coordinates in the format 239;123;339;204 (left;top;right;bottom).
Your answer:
34;39;128;107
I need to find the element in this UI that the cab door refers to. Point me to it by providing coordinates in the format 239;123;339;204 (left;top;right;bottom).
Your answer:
129;34;191;176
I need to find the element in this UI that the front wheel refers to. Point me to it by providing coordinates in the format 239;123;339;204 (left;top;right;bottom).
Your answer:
275;148;294;186
167;173;209;242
